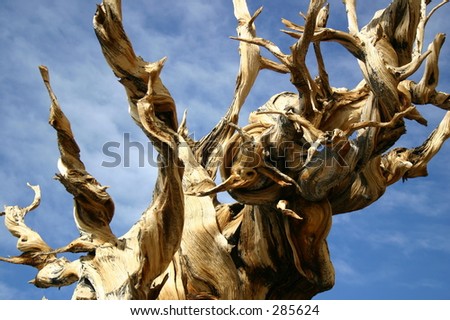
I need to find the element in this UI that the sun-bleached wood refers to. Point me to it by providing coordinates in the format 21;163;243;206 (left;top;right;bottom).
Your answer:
1;0;449;299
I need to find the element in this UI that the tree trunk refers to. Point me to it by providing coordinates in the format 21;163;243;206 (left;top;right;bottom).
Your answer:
1;0;449;299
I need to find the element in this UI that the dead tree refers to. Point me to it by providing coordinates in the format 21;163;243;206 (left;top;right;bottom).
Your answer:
1;0;449;299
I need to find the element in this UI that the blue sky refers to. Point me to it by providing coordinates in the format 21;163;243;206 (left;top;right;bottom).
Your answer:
0;0;449;300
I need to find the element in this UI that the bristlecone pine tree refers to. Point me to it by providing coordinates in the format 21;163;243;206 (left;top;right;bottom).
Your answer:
1;0;449;299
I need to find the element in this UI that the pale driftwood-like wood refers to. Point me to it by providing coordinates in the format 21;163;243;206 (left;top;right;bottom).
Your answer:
1;0;449;299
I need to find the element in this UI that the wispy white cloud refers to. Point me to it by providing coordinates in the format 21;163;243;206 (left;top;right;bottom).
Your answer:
0;281;23;300
399;278;444;291
332;258;366;285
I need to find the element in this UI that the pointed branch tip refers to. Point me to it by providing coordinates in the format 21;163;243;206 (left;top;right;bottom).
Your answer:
249;6;264;25
39;65;50;83
25;183;41;213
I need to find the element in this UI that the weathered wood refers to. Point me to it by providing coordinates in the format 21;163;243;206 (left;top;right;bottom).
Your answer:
1;0;449;299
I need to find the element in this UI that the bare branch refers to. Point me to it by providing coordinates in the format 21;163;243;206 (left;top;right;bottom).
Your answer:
313;3;332;98
290;0;325;119
382;111;450;184
404;34;450;110
0;184;55;269
343;106;416;137
406;111;450;179
342;0;359;34
426;0;449;25
280;22;365;60
230;36;291;65
40;66;117;244
194;0;265;177
94;1;178;131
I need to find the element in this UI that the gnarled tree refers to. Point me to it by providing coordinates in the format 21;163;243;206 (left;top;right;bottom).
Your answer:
1;0;449;299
